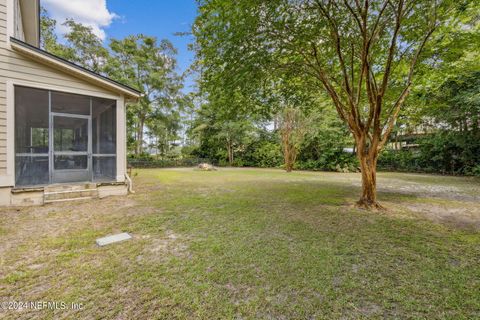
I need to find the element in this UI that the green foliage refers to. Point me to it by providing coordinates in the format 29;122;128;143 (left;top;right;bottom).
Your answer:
379;131;480;176
189;114;258;165
380;69;480;176
127;156;209;168
469;165;480;176
296;154;358;172
420;131;479;175
192;0;463;145
40;7;66;55
61;19;109;73
41;11;108;73
248;141;283;168
241;133;283;168
426;71;480;132
106;35;184;154
128;152;155;161
377;149;417;172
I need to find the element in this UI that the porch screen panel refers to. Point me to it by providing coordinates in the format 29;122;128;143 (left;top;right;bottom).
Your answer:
15;87;49;186
51;91;90;115
92;97;116;181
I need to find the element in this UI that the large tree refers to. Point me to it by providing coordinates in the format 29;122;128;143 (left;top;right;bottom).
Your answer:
106;35;184;155
61;19;109;73
190;91;258;166
193;0;465;208
39;7;70;56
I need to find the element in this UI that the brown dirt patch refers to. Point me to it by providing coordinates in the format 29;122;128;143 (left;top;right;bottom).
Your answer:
139;230;190;262
404;202;480;230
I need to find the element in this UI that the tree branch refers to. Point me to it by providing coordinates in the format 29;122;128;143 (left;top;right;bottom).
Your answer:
379;18;438;148
379;0;404;98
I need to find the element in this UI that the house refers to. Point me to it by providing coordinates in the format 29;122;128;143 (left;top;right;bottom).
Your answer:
0;0;141;205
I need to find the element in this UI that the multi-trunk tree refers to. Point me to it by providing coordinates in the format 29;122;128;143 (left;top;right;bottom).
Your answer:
278;107;308;172
194;0;462;208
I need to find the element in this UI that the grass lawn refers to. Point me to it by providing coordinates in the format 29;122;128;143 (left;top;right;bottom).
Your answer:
0;168;479;319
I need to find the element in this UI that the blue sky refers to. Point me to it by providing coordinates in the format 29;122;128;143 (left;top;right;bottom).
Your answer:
107;1;197;88
42;0;198;91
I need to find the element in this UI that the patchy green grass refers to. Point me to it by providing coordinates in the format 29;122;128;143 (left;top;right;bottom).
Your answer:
0;168;479;319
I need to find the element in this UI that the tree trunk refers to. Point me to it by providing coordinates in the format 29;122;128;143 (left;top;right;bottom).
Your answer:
358;154;378;207
284;145;296;172
285;155;293;172
227;138;233;166
355;137;383;209
136;117;145;155
282;137;293;172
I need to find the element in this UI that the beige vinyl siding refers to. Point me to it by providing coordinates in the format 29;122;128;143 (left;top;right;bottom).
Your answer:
0;53;121;95
0;0;6;173
0;1;5;47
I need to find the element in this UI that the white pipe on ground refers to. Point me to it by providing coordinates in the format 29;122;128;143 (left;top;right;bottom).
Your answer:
125;173;135;194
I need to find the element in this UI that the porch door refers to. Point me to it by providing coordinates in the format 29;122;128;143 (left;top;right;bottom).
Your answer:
51;114;92;183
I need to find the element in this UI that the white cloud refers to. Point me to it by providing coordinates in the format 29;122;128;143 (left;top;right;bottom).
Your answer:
42;0;117;40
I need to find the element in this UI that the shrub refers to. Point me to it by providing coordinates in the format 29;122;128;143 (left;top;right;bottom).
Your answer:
296;150;358;172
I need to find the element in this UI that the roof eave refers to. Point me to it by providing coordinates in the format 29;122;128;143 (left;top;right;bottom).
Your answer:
10;37;142;100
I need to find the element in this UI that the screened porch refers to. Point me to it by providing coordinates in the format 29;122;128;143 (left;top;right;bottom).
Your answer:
14;86;118;187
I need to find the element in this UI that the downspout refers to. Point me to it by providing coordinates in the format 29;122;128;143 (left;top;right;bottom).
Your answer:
125;173;135;194
124;97;141;194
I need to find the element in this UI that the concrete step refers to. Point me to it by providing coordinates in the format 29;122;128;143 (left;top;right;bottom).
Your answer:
44;183;97;193
44;196;96;204
43;183;99;204
44;189;99;202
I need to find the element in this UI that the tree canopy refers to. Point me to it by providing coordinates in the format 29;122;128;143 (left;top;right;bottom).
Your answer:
192;0;479;208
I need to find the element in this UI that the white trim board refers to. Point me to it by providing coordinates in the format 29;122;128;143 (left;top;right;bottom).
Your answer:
8;79;122;101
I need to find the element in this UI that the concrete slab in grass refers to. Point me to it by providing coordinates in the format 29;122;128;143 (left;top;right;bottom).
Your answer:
96;232;132;247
